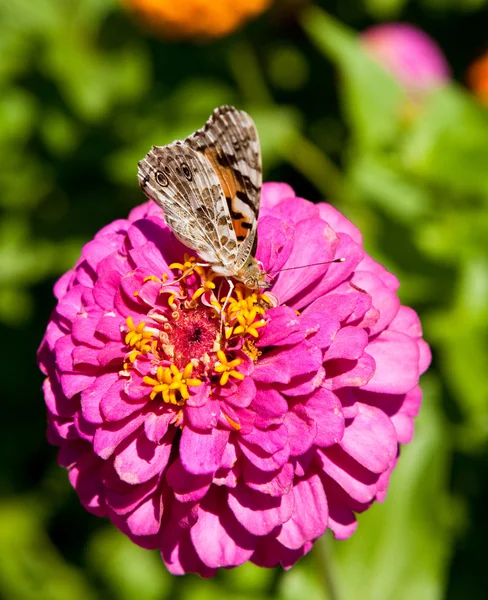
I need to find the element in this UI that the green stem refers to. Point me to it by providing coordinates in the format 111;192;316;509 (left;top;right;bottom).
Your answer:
315;535;340;600
228;39;349;204
227;39;273;105
268;566;284;596
279;130;347;204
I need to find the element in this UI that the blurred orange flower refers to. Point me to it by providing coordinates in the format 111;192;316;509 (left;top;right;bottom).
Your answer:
467;52;488;106
122;0;273;39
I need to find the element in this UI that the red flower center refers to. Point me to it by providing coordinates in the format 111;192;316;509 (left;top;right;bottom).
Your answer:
171;307;219;372
122;258;272;405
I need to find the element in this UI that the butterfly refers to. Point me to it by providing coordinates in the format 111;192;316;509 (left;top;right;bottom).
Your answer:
137;105;270;292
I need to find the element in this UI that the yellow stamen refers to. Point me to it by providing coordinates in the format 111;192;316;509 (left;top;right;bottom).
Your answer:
191;269;218;301
143;275;162;283
124;317;154;353
214;350;244;385
242;339;262;362
143;362;202;405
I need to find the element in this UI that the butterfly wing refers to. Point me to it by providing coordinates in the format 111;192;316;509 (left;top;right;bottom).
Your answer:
185;106;262;269
138;142;239;269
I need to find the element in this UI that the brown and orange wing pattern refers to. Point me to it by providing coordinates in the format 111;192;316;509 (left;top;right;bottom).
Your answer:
137;142;239;269
185;106;262;269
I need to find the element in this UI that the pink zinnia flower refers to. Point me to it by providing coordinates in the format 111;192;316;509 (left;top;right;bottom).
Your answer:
361;23;450;94
38;182;430;576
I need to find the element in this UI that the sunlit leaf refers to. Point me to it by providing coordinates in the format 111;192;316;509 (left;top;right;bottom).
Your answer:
328;376;457;600
0;499;99;600
87;527;171;600
301;6;404;148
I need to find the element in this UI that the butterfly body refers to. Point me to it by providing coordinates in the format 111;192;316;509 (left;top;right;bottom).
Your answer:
138;106;269;290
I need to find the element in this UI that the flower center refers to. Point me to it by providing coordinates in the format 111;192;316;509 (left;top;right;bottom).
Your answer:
121;256;271;406
170;306;219;373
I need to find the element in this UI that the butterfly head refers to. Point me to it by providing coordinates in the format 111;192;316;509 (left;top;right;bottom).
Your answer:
238;258;271;291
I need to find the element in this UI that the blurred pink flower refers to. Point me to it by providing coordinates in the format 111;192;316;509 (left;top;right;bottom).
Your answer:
361;23;450;94
38;182;430;576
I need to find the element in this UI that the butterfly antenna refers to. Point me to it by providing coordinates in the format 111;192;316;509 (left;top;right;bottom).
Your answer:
268;257;346;277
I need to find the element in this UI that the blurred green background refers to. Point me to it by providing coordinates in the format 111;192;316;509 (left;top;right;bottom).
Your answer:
1;0;488;598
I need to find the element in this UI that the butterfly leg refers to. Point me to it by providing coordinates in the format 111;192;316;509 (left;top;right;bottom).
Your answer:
219;278;234;339
161;263;209;287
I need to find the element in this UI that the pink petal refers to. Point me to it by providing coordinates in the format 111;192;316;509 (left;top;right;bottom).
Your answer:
251;538;313;569
304;388;345;447
271;196;319;224
323;326;369;361
186;397;220;431
271;218;339;304
277;474;328;549
302;291;372;327
317;447;379;503
80;372;120;424
191;488;256;568
298;312;340;350
114;431;173;484
256;216;295;274
54;335;75;372
96;313;123;341
60;372;96;400
251;388;288;428
256;306;303;347
322;478;358;540
161;524;216;578
253;341;322;384
260;182;296;210
55;284;84;322
144;411;173;443
97;342;125;367
239;440;290;473
284;407;317;457
340;403;397;473
388;305;423;337
72;345;100;367
223;377;256;409
243;462;294;497
418;338;432;375
100;380;145;422
106;475;159;515
68;460;107;517
362;330;420;394
352;270;400;335
290;233;364;310
241;423;288;454
166;457;212;503
92;254;128;310
317;203;363;244
179;427;230;475
93;411;147;459
228;484;295;535
324;353;376;390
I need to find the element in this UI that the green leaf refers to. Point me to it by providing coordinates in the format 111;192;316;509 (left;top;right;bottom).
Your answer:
349;152;433;222
0;499;99;600
221;562;274;593
279;562;325;600
427;257;488;446
401;84;488;199
0;88;37;147
87;527;171;600
327;375;456;600
301;6;404;149
363;0;409;18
